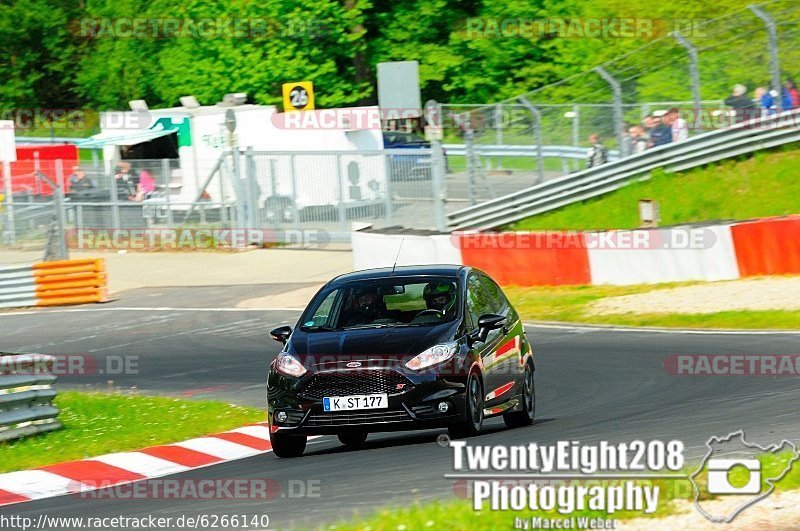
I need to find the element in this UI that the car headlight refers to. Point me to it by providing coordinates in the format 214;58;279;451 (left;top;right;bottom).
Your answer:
275;353;306;377
405;344;457;371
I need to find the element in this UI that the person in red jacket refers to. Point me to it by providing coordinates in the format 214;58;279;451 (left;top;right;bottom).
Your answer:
785;78;800;110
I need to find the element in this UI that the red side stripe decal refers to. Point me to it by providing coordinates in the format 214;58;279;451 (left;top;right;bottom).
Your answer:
486;381;516;400
494;336;521;359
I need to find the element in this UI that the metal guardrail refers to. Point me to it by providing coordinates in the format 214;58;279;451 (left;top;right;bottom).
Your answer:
448;111;800;230
443;144;620;161
0;353;61;442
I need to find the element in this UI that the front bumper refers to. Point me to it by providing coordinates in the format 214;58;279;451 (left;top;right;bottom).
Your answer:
267;366;468;434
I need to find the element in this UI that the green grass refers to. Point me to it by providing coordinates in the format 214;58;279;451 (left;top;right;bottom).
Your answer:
0;391;265;473
502;282;800;329
330;451;800;530
511;146;800;230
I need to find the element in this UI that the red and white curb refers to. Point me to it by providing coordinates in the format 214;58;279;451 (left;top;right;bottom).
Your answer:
0;422;315;507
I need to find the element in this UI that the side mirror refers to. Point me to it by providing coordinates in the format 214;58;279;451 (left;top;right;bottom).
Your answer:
469;314;506;344
270;325;292;344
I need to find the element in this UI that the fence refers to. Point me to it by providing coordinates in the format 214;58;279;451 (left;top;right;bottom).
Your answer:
0;148;451;248
448;108;800;230
440;0;800;210
0;353;61;442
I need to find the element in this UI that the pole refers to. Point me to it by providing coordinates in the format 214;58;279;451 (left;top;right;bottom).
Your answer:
517;97;544;184
595;66;624;151
749;4;782;112
2;161;14;246
672;31;702;130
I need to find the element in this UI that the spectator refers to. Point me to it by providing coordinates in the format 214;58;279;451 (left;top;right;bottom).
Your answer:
786;79;800;110
586;134;608;168
68;166;94;193
628;125;648;154
755;87;776;116
135;168;155;201
647;115;672;147
114;161;139;200
663;107;689;143
724;84;756;123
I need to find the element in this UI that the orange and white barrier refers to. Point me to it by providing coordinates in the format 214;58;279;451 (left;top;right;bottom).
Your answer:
352;215;800;286
0;259;107;309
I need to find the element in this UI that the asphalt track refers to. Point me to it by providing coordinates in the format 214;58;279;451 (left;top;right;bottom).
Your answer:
1;285;799;529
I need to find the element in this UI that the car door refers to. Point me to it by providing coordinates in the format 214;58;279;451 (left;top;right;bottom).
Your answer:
465;273;505;400
479;274;525;403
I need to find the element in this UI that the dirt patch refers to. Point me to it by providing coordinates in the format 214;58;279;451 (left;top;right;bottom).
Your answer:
622;489;800;530
590;277;800;315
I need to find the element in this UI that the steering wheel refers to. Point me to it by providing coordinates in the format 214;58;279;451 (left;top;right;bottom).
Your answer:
414;308;443;320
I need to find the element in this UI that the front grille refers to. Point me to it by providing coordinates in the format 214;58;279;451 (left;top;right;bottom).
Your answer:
305;408;412;427
298;369;413;400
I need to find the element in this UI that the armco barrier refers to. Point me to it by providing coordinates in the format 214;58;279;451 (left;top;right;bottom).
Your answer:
448;110;800;230
0;353;61;442
353;216;800;286
0;259;107;309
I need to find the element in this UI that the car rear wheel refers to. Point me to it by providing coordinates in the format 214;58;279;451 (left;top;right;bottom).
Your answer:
270;431;307;458
449;372;484;438
337;432;368;448
504;363;535;428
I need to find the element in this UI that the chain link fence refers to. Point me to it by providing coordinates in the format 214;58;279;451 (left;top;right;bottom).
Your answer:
440;0;800;207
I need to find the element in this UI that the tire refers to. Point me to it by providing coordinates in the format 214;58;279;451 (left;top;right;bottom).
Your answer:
504;363;535;428
337;432;368;448
269;431;307;458
449;372;484;438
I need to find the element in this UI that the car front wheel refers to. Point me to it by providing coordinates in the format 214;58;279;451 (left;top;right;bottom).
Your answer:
270;431;307;458
449;372;484;438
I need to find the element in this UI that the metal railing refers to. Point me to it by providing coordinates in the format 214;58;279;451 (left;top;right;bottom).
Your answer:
0;353;61;442
448;110;800;230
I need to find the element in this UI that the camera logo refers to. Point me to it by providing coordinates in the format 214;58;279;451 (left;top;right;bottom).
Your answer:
706;458;761;494
690;430;799;523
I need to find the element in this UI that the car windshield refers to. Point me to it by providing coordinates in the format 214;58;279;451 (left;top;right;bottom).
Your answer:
300;276;459;331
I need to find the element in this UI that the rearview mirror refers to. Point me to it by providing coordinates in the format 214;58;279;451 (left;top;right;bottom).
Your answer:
470;314;506;344
270;325;292;344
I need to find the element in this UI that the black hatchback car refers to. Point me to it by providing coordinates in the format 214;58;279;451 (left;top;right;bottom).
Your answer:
267;265;535;457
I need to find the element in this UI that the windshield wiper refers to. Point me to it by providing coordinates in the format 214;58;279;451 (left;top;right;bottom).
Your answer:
341;323;395;330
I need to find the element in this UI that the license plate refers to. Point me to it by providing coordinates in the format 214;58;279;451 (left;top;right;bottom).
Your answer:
323;394;388;411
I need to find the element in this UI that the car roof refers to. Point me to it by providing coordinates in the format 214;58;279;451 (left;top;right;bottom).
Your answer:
329;265;466;286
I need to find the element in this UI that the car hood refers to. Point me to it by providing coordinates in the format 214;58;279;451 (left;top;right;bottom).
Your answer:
289;322;457;370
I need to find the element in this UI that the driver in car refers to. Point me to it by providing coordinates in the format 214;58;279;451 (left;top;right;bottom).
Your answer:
343;289;382;327
421;281;457;319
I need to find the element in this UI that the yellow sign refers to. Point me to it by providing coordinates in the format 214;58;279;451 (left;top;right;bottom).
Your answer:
282;81;315;111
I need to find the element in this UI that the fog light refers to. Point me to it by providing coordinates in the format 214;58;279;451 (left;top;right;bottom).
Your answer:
438;401;450;413
276;411;288;423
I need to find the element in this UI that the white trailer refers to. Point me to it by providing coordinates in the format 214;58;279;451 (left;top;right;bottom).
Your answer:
81;104;387;210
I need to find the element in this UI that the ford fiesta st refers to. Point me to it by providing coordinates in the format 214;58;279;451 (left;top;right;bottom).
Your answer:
266;265;535;458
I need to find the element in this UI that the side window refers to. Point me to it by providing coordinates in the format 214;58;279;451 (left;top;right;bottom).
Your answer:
479;275;507;313
466;274;494;328
308;290;337;327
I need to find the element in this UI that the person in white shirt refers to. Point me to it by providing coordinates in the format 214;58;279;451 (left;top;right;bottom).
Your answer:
664;107;689;142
